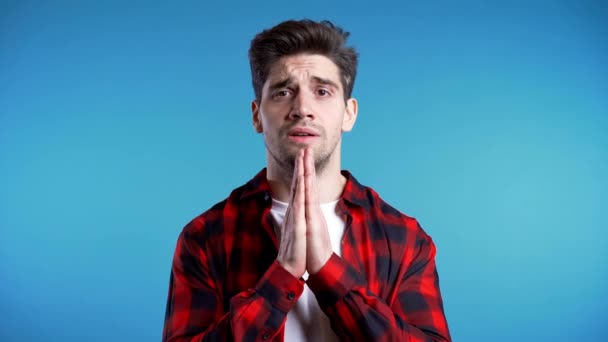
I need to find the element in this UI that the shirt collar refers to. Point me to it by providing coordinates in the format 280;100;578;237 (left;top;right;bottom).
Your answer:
239;167;369;209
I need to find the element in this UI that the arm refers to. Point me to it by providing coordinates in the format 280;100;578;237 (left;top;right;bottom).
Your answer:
306;234;451;342
163;148;309;341
162;229;304;342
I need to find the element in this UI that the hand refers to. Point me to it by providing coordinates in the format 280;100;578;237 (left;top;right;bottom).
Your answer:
276;149;307;278
303;147;333;275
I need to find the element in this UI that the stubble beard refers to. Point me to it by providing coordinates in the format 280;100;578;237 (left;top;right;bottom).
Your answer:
266;135;336;180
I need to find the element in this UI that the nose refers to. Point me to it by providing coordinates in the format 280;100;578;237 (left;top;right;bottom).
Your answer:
289;91;315;120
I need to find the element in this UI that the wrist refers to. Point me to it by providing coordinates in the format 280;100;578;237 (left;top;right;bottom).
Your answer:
277;257;305;278
307;249;332;275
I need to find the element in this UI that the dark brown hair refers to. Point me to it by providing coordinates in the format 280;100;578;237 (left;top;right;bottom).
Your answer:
248;19;359;102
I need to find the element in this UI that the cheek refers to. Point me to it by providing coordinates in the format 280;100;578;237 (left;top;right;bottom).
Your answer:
260;105;286;126
264;119;280;135
261;120;281;142
331;112;346;132
323;123;342;142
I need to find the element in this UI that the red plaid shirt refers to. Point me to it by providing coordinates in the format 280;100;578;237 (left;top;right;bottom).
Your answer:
163;168;451;341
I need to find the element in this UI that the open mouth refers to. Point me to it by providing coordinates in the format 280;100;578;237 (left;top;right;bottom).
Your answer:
287;134;319;143
287;126;320;143
289;133;317;137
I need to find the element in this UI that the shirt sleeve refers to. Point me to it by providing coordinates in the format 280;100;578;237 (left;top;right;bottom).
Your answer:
306;234;451;342
162;229;304;342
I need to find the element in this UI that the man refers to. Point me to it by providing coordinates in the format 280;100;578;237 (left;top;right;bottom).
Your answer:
163;19;451;342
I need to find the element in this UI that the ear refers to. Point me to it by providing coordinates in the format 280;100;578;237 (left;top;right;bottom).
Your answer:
252;100;263;133
341;97;358;132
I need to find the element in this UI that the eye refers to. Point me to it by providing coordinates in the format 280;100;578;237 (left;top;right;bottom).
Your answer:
272;89;292;99
316;88;331;96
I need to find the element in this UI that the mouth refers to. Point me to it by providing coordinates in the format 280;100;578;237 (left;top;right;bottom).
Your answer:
286;127;320;144
287;134;319;144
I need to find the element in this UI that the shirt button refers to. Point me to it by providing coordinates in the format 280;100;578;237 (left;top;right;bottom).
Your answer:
263;192;270;201
262;332;270;340
287;291;295;300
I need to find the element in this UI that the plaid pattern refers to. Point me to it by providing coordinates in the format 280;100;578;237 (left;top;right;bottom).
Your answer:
163;168;451;341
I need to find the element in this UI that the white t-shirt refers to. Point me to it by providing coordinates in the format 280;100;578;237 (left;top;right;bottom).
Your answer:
269;197;346;342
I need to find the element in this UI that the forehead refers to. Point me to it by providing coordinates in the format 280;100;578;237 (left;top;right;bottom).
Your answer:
266;54;341;86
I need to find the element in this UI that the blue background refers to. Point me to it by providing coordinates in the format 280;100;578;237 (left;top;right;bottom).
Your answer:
1;1;606;341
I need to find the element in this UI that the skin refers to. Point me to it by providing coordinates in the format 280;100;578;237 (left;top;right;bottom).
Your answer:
251;54;358;277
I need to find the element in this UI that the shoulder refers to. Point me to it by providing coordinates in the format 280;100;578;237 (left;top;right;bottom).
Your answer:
179;182;249;243
361;184;433;243
181;198;227;238
175;168;269;248
343;170;430;239
363;187;439;270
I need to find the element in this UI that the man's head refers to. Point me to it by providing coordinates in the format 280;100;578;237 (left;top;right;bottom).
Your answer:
249;20;358;103
249;19;359;176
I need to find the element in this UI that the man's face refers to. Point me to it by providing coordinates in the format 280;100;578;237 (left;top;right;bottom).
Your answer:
252;54;357;174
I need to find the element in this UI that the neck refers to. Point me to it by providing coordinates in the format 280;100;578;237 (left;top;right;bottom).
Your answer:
266;147;346;204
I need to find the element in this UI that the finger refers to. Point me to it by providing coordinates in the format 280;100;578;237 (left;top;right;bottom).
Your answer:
295;149;305;221
289;149;301;205
308;147;317;199
285;149;303;226
305;147;319;220
290;150;306;230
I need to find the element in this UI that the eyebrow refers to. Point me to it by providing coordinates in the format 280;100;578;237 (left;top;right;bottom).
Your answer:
268;77;294;92
267;75;341;92
310;76;340;90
